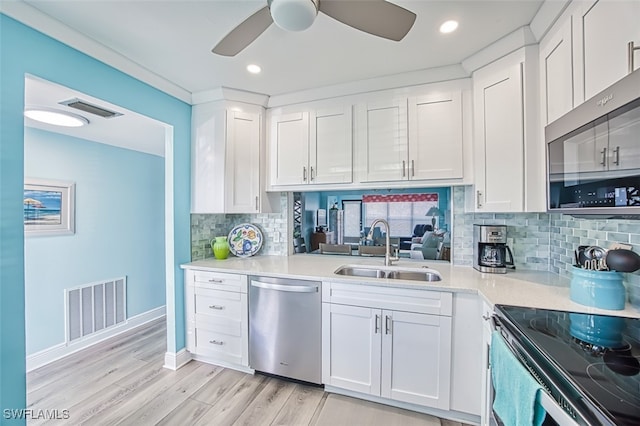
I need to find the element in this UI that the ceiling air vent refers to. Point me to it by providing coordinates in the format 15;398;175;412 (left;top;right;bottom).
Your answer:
59;98;123;119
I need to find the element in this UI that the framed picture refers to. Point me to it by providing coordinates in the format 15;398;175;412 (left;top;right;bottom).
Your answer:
24;178;75;236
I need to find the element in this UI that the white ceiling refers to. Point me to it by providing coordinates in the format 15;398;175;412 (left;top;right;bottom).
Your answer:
24;76;167;156
9;0;545;100
7;0;553;155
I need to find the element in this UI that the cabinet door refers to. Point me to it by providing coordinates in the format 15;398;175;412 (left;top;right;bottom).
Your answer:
358;99;408;182
540;18;574;125
322;303;381;395
474;63;525;212
408;92;463;180
270;112;309;186
562;121;608;173
310;106;353;184
576;0;640;102
381;310;451;410
225;110;261;213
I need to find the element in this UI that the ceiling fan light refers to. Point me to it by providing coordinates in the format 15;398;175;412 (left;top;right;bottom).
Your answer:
270;0;318;32
24;107;89;127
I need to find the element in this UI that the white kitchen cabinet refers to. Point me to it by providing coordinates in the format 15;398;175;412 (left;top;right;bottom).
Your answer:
191;101;277;214
184;269;250;371
322;282;452;411
449;293;482;417
408;92;463;180
471;46;542;212
539;16;574;125
358;92;464;183
269;106;353;187
574;0;640;104
357;99;408;182
310;106;353;184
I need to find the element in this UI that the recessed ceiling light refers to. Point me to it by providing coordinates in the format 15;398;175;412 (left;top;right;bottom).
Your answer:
247;64;262;74
439;20;459;34
24;107;89;127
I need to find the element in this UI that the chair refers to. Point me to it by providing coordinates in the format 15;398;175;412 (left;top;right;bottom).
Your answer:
319;243;351;255
410;232;449;260
399;224;433;250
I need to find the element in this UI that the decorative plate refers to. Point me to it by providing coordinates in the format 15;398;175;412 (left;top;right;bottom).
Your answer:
228;223;263;258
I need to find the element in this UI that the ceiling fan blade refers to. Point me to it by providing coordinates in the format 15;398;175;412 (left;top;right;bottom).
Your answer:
212;6;273;56
319;0;416;42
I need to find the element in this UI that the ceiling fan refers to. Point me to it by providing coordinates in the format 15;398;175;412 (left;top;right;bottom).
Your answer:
212;0;417;57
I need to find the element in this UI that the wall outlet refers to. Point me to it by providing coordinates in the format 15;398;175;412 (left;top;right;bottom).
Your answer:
273;231;280;243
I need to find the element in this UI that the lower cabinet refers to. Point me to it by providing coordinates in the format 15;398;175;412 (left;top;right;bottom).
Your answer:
322;283;453;411
184;269;249;370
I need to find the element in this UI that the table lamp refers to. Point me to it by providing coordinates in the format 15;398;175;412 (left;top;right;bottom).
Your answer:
426;206;441;231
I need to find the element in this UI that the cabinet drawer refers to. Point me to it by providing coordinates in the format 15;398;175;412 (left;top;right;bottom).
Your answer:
324;282;452;316
195;288;243;318
190;270;247;293
194;328;242;359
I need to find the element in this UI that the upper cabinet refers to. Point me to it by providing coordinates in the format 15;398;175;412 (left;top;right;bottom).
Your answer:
574;0;640;103
471;47;543;213
541;0;640;125
408;92;463;180
192;100;278;214
269;105;353;187
356;89;465;184
357;99;408;182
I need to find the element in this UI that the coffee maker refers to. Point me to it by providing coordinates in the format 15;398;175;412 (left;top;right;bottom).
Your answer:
473;224;515;273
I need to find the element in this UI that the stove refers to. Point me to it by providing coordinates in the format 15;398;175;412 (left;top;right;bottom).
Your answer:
494;305;640;426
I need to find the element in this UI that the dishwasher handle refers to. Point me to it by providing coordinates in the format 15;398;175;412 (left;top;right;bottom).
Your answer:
251;280;318;293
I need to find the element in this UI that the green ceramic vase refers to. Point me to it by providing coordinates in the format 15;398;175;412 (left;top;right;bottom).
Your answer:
212;236;230;260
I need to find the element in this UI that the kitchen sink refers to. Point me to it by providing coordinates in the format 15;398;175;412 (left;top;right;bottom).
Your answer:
334;265;441;282
334;266;386;278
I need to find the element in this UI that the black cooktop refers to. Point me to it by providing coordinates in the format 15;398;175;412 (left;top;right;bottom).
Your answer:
497;305;640;426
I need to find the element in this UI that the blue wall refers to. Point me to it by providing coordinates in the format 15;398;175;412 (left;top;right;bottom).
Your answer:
0;14;191;419
24;128;165;355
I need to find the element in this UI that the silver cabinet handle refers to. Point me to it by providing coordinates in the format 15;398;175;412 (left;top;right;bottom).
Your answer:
303;166;307;182
310;166;315;181
375;314;380;334
255;196;259;211
600;148;607;167
477;190;482;208
385;315;392;335
251;280;318;293
209;305;224;310
209;340;224;345
402;160;406;177
613;146;620;166
208;278;223;283
411;160;415;177
629;41;640;74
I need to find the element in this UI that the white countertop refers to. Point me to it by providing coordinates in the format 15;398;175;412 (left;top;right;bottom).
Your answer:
182;255;640;319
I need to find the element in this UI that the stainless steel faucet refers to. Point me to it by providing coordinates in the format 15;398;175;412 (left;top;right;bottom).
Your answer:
367;219;400;266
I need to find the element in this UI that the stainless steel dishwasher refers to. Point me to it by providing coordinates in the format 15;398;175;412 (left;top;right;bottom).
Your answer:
249;276;321;384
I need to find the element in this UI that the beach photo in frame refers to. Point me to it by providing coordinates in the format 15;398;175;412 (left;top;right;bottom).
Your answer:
24;178;75;236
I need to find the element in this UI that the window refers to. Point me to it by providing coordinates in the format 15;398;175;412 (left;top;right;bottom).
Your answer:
341;200;362;238
363;194;438;237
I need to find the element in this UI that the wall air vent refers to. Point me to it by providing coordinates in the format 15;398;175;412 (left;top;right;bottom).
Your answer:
59;98;123;119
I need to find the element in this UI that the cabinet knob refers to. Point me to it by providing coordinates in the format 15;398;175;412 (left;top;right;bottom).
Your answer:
385;315;392;335
613;146;620;166
310;166;315;181
600;148;607;167
477;190;483;209
255;196;259;211
402;160;406;177
209;305;224;310
375;314;380;334
209;340;224;345
411;160;415;177
208;279;223;283
303;166;307;182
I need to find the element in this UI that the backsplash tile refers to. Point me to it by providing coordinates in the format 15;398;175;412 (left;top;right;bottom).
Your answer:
451;186;639;288
191;193;290;260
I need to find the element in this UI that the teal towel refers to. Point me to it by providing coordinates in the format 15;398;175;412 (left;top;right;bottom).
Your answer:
491;331;546;426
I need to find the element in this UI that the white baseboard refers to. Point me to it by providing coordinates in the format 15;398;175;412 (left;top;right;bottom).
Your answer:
163;348;192;370
27;306;166;372
191;354;255;375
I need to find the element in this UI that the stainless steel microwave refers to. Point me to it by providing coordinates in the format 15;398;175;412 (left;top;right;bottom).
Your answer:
545;69;640;217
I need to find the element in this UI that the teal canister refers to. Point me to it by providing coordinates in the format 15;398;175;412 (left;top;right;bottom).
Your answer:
570;266;625;310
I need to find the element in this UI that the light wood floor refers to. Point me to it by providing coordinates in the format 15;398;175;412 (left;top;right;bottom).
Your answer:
27;319;468;426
